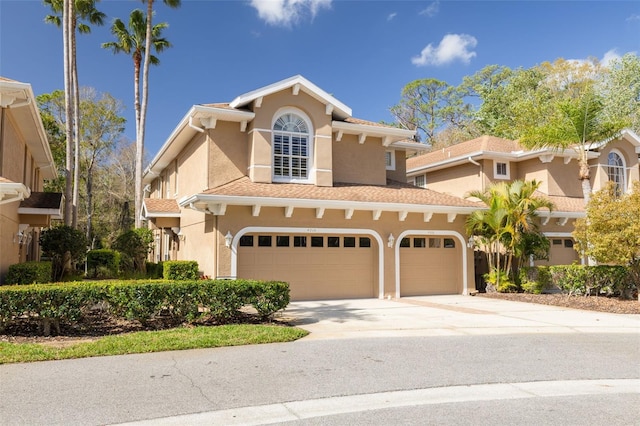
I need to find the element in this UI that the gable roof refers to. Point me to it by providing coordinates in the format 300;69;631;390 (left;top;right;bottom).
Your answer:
142;198;181;218
230;75;352;119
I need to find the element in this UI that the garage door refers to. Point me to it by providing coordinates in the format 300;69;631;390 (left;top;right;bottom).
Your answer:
399;235;461;296
237;233;376;300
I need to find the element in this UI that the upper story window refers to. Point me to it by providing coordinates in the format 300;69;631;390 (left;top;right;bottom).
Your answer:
607;150;626;195
494;161;510;180
385;150;396;170
414;174;426;188
273;111;312;182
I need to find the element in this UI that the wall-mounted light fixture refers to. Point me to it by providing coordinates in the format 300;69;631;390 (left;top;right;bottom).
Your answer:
387;233;395;248
13;224;30;245
225;231;233;248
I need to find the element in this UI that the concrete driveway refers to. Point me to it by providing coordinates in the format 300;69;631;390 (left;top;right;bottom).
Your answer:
282;295;640;339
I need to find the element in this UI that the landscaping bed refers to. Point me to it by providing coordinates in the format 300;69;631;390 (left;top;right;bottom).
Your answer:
479;292;640;314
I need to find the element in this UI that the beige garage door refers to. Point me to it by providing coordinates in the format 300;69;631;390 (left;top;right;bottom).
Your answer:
237;233;376;300
399;235;461;296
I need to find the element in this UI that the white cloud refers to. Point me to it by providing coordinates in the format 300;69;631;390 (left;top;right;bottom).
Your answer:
411;33;478;67
387;12;397;21
420;1;439;17
601;49;622;66
626;14;640;22
250;0;332;27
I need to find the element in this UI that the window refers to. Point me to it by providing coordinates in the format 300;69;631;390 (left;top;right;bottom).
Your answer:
239;235;254;247
344;237;356;247
414;175;426;188
444;238;455;248
258;236;272;247
359;237;371;248
327;236;340;247
294;236;307;247
414;238;426;248
276;236;290;247
429;238;441;248
400;238;410;248
607;150;626;195
494;161;510;179
385;150;396;170
311;236;324;247
564;239;574;248
273;112;310;181
552;239;562;245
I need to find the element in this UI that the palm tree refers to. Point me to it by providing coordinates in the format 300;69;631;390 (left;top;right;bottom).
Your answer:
103;6;173;228
466;180;554;291
45;0;105;227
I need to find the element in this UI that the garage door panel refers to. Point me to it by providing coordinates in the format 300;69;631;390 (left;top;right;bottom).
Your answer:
400;236;461;296
238;234;375;300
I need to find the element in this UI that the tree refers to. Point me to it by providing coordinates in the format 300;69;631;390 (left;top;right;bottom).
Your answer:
603;53;640;135
44;0;105;227
466;180;553;291
113;228;154;273
390;78;471;146
102;6;174;227
40;225;87;281
574;181;640;301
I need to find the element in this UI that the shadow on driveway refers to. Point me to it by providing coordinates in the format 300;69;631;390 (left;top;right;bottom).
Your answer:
280;300;382;326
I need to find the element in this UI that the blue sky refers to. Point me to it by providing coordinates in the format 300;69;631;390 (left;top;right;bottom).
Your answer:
1;0;639;157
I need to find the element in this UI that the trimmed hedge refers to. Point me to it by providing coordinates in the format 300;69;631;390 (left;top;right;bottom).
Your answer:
5;262;52;285
0;279;290;335
520;265;632;298
163;261;199;280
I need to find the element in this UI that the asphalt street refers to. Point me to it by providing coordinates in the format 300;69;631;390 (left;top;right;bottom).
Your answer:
0;297;638;425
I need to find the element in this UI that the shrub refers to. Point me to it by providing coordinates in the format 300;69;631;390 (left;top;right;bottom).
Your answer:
519;266;551;294
113;228;154;273
163;261;199;280
146;262;164;279
249;281;291;319
484;269;517;293
87;249;120;279
40;225;87;281
5;262;52;285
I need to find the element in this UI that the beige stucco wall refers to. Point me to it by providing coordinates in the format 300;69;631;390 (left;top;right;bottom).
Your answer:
516;158;550;194
386;150;407;183
332;135;386;185
591;138;640;193
206;121;248;189
425;162;484;198
201;205;474;298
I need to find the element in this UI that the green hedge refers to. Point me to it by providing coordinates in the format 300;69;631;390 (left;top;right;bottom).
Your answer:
5;262;52;285
520;265;632;298
0;279;290;335
87;249;120;279
163;261;199;280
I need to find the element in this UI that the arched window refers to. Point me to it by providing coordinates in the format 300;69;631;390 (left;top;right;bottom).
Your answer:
273;111;311;182
607;150;626;195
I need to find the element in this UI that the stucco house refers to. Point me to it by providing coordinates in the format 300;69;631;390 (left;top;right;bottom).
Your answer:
143;75;484;300
406;131;640;266
0;77;62;283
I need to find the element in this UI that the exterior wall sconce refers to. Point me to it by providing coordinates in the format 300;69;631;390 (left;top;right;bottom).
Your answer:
387;233;395;248
13;224;30;245
225;231;233;248
467;236;475;249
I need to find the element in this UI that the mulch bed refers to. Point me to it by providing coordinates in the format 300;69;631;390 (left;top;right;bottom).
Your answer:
479;292;640;314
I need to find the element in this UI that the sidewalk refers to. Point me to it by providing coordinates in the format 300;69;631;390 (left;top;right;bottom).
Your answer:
282;295;640;340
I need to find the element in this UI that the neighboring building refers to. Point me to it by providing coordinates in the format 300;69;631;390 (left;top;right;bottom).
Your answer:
143;75;482;300
0;77;62;283
406;131;640;266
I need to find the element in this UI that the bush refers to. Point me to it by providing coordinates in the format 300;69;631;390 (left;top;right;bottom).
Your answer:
519;266;551;294
87;249;120;279
113;228;154;273
484;269;517;293
0;278;291;335
163;261;199;280
40;225;87;281
146;262;164;279
5;262;52;285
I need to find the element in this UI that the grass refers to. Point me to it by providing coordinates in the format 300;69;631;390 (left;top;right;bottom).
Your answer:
0;324;309;364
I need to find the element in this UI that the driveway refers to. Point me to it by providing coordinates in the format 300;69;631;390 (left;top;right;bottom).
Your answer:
282;295;640;339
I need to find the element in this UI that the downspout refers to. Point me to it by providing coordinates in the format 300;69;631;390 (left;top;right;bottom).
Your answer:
0;108;4;176
468;156;484;191
214;215;218;279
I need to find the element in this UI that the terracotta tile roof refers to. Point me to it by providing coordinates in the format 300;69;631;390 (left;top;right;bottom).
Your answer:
343;117;394;128
19;192;63;209
143;198;181;214
407;135;523;170
200;102;233;109
202;177;480;208
0;76;19;83
0;177;16;184
535;192;585;213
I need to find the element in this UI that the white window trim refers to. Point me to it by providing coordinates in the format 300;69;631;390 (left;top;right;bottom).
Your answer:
494;160;510;180
414;174;426;188
607;149;627;194
271;107;314;184
385;150;396;171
